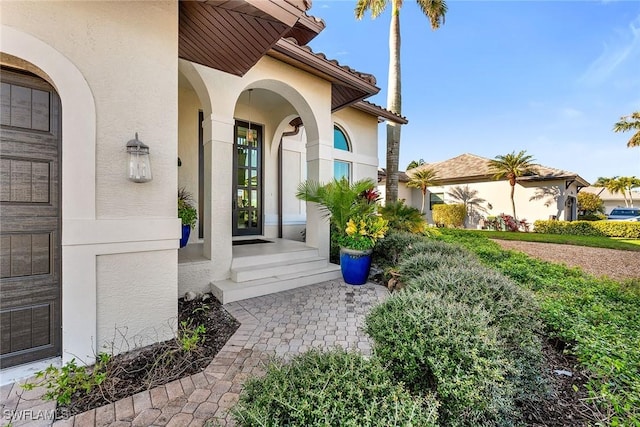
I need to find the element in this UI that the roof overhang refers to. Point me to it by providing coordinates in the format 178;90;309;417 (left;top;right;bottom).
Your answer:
179;0;311;77
352;101;408;124
268;38;380;112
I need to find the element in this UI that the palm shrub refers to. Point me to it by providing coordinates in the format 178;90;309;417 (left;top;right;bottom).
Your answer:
365;291;517;426
232;348;439;427
379;200;426;233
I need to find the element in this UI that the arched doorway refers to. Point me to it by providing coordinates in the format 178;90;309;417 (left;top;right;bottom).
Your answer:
0;68;62;368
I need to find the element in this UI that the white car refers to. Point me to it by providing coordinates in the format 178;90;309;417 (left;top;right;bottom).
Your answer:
607;208;640;220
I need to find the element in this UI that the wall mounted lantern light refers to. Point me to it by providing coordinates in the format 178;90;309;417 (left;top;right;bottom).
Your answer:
126;133;152;183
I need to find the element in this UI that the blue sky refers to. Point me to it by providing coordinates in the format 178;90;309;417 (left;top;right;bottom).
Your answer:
308;0;640;183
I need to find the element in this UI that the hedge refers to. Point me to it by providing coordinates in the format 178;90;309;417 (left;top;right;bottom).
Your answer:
432;204;466;228
533;220;640;238
233;348;439;427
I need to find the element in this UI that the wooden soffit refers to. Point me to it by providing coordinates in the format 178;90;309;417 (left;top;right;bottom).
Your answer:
179;0;311;77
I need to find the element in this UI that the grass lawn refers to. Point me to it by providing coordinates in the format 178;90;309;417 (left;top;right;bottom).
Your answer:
439;229;640;424
462;229;640;251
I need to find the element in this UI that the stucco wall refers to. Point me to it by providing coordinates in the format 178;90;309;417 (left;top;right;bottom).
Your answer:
2;1;180;363
97;251;177;353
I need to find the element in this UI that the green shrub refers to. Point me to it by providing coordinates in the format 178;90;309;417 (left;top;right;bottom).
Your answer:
371;230;425;270
432;203;466;228
577;213;606;221
533;219;640;238
233;348;439;427
408;265;546;408
532;220;606;236
439;229;640;424
379;200;427;233
397;249;476;281
365;291;516;426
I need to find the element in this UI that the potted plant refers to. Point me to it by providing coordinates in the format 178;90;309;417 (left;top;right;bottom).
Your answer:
296;178;388;285
178;187;197;248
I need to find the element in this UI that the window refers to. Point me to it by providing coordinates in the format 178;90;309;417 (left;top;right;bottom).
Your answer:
334;160;351;182
334;126;350;151
429;192;444;210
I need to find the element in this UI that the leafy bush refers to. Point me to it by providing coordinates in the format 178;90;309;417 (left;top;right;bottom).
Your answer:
365;291;516;426
577;192;605;215
439;229;640;424
23;354;111;405
408;265;546;408
233;348;439;427
533;219;606;236
577;213;606;221
432;203;466;228
371;230;425;270
379;200;427;233
534;219;640;238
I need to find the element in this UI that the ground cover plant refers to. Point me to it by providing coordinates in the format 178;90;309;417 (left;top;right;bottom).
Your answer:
367;233;546;426
440;229;640;425
466;229;640;252
232;348;439;427
22;295;239;420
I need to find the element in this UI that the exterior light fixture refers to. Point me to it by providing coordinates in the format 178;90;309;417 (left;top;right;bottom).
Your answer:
126;133;152;183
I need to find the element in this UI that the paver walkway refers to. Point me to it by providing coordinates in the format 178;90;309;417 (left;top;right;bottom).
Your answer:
1;280;388;427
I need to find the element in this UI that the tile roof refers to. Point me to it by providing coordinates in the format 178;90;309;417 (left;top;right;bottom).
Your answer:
353;100;408;124
406;153;589;186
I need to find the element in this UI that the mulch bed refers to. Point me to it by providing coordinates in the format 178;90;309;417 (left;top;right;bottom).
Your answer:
55;294;239;420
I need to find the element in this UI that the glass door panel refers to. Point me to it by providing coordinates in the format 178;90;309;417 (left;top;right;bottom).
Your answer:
233;121;262;236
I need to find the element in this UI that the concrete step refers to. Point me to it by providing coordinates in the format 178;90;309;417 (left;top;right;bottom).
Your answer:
231;246;319;269
211;264;342;304
231;256;329;282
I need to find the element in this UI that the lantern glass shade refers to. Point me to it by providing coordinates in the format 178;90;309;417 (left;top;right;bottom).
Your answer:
126;133;152;183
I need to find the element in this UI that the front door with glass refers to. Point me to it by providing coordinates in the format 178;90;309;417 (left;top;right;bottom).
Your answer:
233;121;262;236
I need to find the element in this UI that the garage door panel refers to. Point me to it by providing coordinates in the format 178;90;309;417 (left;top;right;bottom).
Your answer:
1;68;60;368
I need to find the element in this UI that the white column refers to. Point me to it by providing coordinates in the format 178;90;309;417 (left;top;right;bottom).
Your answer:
305;125;334;258
202;114;234;279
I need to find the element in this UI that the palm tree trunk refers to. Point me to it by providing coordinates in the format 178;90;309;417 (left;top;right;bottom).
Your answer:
385;0;402;203
421;190;426;214
510;184;516;219
628;188;634;207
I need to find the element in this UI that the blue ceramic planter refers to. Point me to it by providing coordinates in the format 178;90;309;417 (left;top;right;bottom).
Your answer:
180;224;191;248
339;247;373;285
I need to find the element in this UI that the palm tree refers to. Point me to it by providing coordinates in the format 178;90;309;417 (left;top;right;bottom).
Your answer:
406;167;438;213
447;185;488;226
356;0;447;204
488;150;538;219
613;112;640;148
594;177;629;207
406;158;425;170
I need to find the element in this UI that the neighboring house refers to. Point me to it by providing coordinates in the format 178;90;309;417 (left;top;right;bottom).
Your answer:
379;153;589;227
581;186;638;213
0;2;406;372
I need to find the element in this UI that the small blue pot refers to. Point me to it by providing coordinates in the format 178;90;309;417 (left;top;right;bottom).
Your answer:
180;224;191;248
339;247;373;285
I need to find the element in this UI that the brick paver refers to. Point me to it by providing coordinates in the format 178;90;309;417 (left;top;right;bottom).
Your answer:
3;280;387;427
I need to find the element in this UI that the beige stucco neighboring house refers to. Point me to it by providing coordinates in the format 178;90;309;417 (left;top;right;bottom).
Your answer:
0;1;406;374
581;186;638;214
379;153;589;227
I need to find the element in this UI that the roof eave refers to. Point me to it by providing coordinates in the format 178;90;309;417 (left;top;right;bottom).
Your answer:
352;101;408;124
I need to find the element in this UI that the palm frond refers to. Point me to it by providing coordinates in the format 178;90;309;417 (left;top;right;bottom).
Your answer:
355;0;387;19
417;0;447;30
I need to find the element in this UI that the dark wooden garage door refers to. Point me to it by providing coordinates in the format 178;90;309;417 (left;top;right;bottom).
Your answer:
0;68;61;368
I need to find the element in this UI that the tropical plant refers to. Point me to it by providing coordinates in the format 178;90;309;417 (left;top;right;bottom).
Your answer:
356;0;447;204
338;214;389;251
488;150;538;219
178;187;198;228
379;200;426;233
296;178;377;232
406;167;438;213
594;176;640;207
406;158;425;170
577;192;605;216
613;111;640;148
447;185;488;226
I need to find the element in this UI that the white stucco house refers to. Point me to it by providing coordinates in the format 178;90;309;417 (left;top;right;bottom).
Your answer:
0;1;407;374
378;153;589;227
